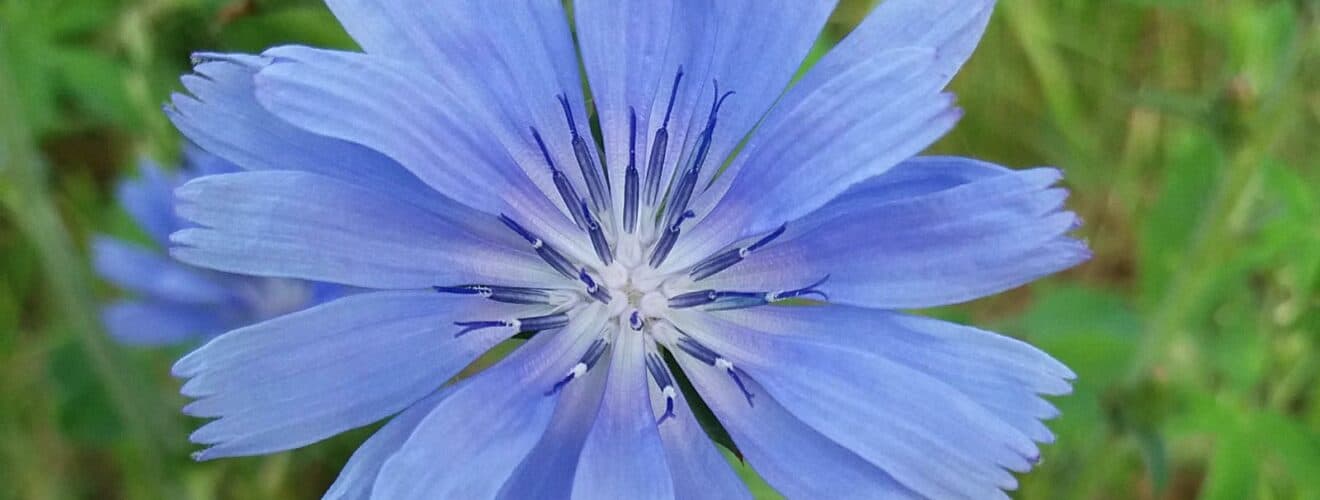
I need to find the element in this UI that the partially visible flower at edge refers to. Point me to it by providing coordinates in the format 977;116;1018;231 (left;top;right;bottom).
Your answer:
94;149;344;345
163;0;1090;499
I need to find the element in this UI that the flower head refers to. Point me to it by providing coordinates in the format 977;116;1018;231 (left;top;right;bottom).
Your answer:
166;0;1088;498
95;149;342;345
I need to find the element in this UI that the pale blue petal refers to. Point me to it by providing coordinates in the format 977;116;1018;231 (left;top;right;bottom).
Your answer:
649;363;752;500
692;158;1089;308
251;45;587;255
371;305;609;500
572;0;716;218
688;0;993;225
496;353;608;499
675;355;920;500
93;236;232;304
116;160;178;246
323;389;450;500
683;0;838;192
171;170;562;289
821;0;994;88
571;331;675;500
168;53;452;215
673;310;1038;499
175;291;527;460
102;300;229;346
672;51;960;268
703;305;1073;451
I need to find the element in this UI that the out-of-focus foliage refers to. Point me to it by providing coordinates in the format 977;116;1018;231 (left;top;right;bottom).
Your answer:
1;0;1317;499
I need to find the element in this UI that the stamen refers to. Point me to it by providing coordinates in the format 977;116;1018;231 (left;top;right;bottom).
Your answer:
499;214;578;279
432;284;553;305
644;68;684;206
687;83;736;179
765;275;831;302
676;336;753;406
578;269;612;304
628;310;644;331
581;200;613;266
716;358;755;407
668;275;830;311
675;335;719;365
645;353;677;424
623;108;640;234
547;338;609;395
453;312;570;338
648;83;736;269
557;95;610;215
689;224;787;281
647;209;695;268
530;127;589;229
660;84;735;228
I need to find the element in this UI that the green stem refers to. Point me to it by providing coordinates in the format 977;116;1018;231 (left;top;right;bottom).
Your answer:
0;40;179;499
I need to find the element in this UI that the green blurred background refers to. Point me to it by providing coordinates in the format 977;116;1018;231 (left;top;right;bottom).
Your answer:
1;0;1317;498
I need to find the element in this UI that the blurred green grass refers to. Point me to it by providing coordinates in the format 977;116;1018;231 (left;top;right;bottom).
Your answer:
1;0;1318;499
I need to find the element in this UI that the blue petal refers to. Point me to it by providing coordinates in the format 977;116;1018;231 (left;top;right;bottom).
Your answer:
175;291;528;460
649;362;752;500
821;0;994;87
572;0;715;218
675;355;920;499
680;0;996;263
93;236;232;304
571;331;675;500
323;389;450;500
496;351;608;499
322;0;595;203
171;170;563;289
692;158;1089;308
168;54;452;216
371;305;609;500
116;160;179;246
251;45;589;254
673;309;1046;499
102;300;229;346
700;304;1073;449
681;0;837;196
673;52;960;267
571;0;832;223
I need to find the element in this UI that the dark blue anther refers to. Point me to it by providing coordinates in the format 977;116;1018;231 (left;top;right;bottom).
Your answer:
623;107;640;234
664;168;701;229
499;214;579;279
581;200;613;266
667;290;760;311
668;275;830;311
557;95;610;215
547;338;609;395
452;320;513;338
686;83;736;179
667;289;719;309
579;268;612;304
646;353;678;424
723;364;755;407
433;284;553;305
453;312;570;338
644;68;684;206
661;85;734;231
767;275;831;302
629;310;644;331
689;224;788;281
675;336;754;406
531;127;589;229
675;335;719;366
647;209;695;268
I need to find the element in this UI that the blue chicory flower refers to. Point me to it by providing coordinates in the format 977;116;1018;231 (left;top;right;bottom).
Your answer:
165;1;1089;498
95;150;342;345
